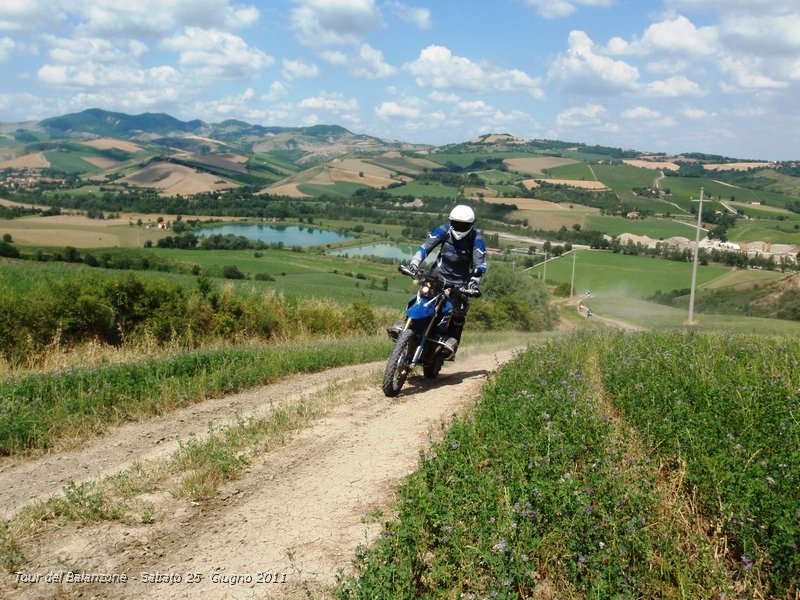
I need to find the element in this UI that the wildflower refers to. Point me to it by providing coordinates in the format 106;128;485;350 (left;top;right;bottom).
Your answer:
740;555;753;570
577;555;586;569
492;538;508;553
766;476;775;485
598;541;605;549
449;440;460;450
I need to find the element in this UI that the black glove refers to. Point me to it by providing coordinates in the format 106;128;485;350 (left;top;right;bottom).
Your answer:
407;261;420;276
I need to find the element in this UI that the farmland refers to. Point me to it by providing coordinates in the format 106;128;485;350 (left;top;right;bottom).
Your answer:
0;112;799;597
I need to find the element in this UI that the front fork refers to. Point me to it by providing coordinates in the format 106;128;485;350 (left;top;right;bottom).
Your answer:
409;294;449;366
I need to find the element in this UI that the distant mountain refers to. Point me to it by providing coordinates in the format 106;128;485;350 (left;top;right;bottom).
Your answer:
41;108;204;139
33;108;421;160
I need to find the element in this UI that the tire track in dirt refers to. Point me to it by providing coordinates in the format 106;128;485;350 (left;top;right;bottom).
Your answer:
2;346;521;600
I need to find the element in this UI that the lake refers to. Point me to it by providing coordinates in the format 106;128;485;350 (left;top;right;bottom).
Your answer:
328;242;418;260
196;224;357;246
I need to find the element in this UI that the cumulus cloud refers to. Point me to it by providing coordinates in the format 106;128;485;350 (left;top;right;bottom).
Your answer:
44;35;145;65
523;0;613;19
0;0;67;31
291;0;383;46
680;105;715;120
161;27;274;79
350;43;395;78
608;15;717;57
319;44;395;77
38;62;180;90
375;101;421;119
77;0;260;36
719;55;789;90
385;1;431;29
405;45;543;97
556;102;608;127
549;31;639;95
0;36;15;60
262;81;289;101
282;58;320;79
717;14;800;56
299;91;359;114
644;75;705;97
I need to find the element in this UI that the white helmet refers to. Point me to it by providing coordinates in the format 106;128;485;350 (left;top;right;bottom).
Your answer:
448;205;475;241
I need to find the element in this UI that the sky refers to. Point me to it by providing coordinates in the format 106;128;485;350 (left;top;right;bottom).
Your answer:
1;0;799;161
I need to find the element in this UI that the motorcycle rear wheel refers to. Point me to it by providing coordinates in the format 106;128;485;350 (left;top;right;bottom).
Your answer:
423;358;443;379
382;329;415;397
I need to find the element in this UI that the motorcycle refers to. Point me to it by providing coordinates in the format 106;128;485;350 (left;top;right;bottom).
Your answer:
382;264;481;397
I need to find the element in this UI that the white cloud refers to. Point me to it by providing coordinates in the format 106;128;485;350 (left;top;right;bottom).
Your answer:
299;91;359;114
0;0;66;31
38;62;180;90
717;14;800;56
0;36;15;60
161;27;274;79
622;106;662;120
549;31;639;95
320;49;348;65
429;91;460;103
385;1;431;29
77;0;260;36
523;0;613;19
262;81;289;101
376;101;421;119
719;55;789;90
405;45;543;97
680;106;714;120
45;35;143;65
644;75;705;97
291;0;383;46
350;43;395;78
556;103;607;127
626;15;718;57
282;58;320;79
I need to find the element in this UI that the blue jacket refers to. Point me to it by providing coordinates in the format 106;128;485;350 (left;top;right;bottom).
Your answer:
412;224;487;285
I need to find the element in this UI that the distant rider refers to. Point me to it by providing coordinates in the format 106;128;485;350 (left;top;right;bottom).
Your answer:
391;204;487;355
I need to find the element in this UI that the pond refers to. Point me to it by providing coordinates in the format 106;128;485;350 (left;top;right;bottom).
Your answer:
195;223;357;247
328;242;418;260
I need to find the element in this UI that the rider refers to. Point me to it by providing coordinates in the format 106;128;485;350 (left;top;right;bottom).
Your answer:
391;204;487;355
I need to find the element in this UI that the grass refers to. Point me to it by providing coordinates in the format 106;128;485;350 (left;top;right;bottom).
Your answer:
0;336;391;455
529;249;731;299
336;330;799;598
335;333;747;598
0;331;531;572
584;215;700;239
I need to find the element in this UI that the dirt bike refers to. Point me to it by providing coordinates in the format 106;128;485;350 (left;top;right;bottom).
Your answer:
382;264;481;397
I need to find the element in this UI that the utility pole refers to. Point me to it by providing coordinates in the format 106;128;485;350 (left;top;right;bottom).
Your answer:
688;187;705;325
542;250;547;282
570;251;577;299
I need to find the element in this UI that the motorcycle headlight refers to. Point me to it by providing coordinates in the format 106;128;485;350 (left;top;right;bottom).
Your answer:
420;284;430;296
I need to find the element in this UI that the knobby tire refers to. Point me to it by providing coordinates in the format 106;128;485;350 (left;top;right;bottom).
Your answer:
382;329;415;397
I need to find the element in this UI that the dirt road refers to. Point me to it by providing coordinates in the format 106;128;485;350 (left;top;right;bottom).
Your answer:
1;345;521;599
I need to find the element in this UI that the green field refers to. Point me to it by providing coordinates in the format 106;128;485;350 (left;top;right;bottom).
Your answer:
584;215;699;239
385;181;461;198
529;249;730;298
546;162;596;180
337;331;800;598
296;181;370;197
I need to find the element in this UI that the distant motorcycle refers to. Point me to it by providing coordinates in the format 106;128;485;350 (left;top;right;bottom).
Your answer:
382;264;480;397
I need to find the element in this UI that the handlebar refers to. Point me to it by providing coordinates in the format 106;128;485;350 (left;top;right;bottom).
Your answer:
398;264;481;298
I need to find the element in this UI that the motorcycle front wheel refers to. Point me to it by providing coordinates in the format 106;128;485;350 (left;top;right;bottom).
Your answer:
382;329;415;397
